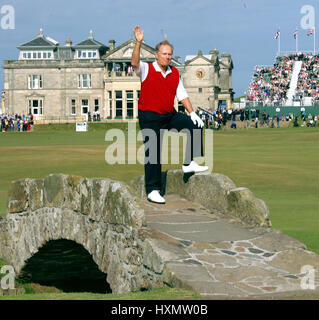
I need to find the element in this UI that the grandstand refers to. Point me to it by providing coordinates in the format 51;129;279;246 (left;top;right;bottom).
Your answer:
246;52;319;107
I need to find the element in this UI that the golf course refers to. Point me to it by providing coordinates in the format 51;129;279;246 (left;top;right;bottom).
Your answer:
0;122;318;299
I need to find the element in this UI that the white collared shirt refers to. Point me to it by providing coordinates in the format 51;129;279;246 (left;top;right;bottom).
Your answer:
135;61;188;102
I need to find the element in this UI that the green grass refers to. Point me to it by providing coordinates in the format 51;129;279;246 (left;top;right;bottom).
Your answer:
0;286;202;300
1;123;319;298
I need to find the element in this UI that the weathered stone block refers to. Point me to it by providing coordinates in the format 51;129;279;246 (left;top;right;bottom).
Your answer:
130;170;272;227
28;179;44;212
226;187;271;227
7;180;28;213
63;175;83;212
43;174;65;208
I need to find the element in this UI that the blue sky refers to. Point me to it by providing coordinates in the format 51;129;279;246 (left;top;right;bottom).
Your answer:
0;0;318;97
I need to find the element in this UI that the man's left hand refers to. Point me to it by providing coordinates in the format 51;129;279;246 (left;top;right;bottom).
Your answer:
190;112;204;128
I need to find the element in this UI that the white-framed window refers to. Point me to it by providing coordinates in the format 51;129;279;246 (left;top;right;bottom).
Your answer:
28;75;43;89
71;99;76;115
115;90;122;118
108;91;112;118
81;99;89;115
78;74;92;88
76;49;98;59
21;51;53;60
28;99;43;115
126;90;133;118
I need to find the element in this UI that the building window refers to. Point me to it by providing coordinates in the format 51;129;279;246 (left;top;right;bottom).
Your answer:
115;90;122;118
77;49;98;59
94;99;99;112
108;91;112;118
28;75;43;89
126;91;133;118
28;99;43;115
81;99;89;115
198;88;203;93
21;51;53;60
71;99;76;115
78;74;92;88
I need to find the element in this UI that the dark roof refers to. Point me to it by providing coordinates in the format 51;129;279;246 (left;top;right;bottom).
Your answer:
18;37;57;48
74;38;107;47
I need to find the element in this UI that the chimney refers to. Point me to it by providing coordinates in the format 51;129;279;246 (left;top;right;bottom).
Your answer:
109;39;115;51
65;37;72;46
89;30;94;40
36;28;44;38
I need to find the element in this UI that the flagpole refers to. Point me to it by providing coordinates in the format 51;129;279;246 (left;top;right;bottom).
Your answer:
278;29;281;55
313;27;316;55
296;29;298;52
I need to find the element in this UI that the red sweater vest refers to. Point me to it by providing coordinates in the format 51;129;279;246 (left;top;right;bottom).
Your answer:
138;62;179;114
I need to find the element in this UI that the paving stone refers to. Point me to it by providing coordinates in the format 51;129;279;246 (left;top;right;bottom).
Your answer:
206;265;279;283
195;254;237;265
235;247;246;252
210;241;233;250
235;282;265;295
263;252;275;258
251;232;307;252
183;259;202;265
186;280;247;297
238;253;264;260
261;286;278;292
234;241;252;248
248;248;264;254
193;242;214;250
221;250;237;256
267;249;319;274
165;262;214;283
179;240;192;247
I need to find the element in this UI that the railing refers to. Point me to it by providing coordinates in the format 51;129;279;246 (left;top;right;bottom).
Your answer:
105;71;138;78
33;115;88;124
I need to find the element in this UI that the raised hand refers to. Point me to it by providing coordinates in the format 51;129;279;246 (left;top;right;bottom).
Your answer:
134;25;144;42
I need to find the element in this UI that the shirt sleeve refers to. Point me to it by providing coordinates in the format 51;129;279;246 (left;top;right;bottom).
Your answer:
133;61;148;82
176;78;189;101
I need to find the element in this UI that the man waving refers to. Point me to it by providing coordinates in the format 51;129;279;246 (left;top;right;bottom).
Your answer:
131;25;208;204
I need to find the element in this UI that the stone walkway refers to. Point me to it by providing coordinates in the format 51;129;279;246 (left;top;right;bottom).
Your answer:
138;194;319;299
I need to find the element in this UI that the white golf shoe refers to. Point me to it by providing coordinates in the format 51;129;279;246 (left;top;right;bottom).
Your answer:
182;161;209;174
147;190;166;204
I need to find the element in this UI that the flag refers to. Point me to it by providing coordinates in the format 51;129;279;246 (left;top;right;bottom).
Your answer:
293;28;298;39
307;29;314;36
274;29;280;39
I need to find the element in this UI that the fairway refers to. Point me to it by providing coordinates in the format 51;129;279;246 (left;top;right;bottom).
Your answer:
0;123;319;255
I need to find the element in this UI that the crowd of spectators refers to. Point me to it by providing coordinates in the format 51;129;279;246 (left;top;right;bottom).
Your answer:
247;52;319;106
246;54;296;105
196;107;318;129
0;113;34;132
294;53;319;104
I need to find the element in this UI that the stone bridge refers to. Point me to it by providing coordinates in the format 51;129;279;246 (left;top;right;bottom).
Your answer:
1;172;319;298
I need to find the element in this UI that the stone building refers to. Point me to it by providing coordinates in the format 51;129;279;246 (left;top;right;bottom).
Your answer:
3;29;234;122
182;49;234;110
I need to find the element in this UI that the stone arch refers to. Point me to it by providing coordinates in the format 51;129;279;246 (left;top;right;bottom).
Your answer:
0;174;152;294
